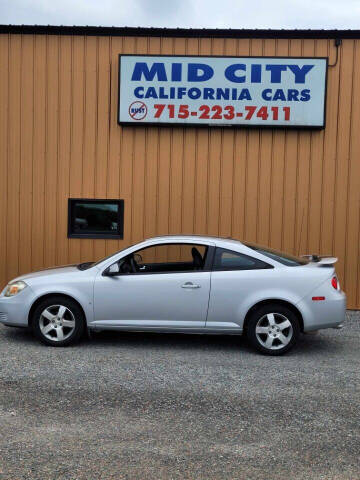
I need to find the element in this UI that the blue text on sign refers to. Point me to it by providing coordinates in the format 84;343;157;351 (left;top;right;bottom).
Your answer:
131;62;314;84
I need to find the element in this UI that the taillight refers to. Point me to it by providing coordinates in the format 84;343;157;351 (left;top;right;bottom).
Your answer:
331;276;338;290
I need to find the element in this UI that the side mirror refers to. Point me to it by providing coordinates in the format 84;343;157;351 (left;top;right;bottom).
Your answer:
103;262;120;276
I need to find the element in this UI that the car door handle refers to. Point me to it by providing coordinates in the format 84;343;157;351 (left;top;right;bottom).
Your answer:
181;282;201;289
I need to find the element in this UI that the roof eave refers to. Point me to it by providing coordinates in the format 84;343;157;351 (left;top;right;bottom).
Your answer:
0;24;359;39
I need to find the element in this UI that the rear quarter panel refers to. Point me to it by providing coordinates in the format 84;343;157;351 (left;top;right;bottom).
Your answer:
206;266;333;330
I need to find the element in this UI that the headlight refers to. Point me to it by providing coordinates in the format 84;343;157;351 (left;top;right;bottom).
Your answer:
4;281;27;297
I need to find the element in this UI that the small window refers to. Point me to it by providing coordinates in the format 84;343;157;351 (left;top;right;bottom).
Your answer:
213;247;272;271
68;199;124;239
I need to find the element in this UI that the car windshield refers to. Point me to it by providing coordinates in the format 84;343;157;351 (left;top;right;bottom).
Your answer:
80;242;139;270
77;253;119;271
244;242;309;267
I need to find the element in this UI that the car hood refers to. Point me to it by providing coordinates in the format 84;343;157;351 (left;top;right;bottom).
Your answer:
12;265;80;282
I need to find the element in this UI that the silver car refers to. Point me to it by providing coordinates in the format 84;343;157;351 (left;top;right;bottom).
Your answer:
0;235;346;355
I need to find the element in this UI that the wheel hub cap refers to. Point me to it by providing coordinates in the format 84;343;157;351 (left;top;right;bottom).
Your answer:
39;305;76;342
255;312;293;350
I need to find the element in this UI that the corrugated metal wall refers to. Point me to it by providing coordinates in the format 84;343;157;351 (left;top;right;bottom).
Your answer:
0;33;359;308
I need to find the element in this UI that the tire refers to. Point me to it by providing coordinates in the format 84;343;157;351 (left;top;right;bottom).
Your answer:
32;296;85;347
246;304;300;356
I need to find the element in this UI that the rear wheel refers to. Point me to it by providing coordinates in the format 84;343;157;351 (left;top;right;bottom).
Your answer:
246;304;300;355
32;296;85;347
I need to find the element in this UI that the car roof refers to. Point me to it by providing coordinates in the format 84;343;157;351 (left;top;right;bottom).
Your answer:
147;234;244;247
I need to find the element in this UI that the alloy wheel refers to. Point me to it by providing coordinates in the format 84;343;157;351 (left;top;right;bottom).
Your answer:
255;313;293;350
39;305;76;342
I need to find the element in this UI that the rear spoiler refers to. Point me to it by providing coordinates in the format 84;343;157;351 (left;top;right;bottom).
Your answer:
301;255;338;265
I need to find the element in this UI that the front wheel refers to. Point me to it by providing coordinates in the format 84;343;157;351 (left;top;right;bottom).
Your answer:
246;304;300;355
32;296;85;347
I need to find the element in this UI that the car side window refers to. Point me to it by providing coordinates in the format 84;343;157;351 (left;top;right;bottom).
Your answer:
115;243;210;275
213;248;272;271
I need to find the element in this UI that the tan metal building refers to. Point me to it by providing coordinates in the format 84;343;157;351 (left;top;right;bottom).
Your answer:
0;25;359;308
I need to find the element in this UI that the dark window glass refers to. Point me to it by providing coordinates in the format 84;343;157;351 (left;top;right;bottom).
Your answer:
68;199;124;239
125;243;208;273
213;248;272;271
116;243;209;274
244;242;308;267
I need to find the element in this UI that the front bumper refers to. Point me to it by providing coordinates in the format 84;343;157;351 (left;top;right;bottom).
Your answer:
0;286;34;327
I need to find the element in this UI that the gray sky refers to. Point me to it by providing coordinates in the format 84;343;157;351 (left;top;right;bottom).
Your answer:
1;0;360;29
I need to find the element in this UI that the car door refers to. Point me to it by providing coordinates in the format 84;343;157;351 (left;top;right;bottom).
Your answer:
92;242;213;329
206;247;274;330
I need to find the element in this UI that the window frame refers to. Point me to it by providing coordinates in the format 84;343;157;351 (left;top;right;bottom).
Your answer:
105;242;215;276
68;198;124;239
212;247;273;272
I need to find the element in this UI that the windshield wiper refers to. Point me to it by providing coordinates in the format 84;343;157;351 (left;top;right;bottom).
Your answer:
77;262;94;271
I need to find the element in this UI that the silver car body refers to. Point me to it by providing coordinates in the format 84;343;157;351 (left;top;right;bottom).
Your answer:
0;235;346;333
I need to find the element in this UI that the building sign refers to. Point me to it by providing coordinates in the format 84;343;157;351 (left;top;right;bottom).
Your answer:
118;55;327;128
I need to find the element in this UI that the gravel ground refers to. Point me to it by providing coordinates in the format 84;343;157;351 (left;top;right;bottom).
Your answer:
0;312;359;480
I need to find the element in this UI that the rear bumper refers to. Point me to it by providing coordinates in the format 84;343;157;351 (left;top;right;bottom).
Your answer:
297;290;347;332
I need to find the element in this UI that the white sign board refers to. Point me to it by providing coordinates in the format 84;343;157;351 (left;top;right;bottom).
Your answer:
118;55;327;128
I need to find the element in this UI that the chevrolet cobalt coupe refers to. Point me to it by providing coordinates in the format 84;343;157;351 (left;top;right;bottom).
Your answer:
0;236;346;355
